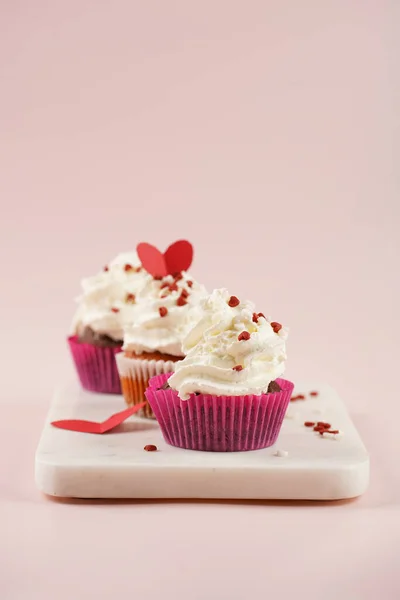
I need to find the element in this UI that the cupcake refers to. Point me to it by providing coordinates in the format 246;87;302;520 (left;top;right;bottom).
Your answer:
116;240;208;417
69;251;150;394
116;271;208;417
145;288;294;451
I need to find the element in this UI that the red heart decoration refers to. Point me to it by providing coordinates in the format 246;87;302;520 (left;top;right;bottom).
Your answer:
137;243;168;277
51;402;146;434
137;240;193;278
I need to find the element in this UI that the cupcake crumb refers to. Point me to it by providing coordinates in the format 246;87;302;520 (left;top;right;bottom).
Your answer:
274;449;288;458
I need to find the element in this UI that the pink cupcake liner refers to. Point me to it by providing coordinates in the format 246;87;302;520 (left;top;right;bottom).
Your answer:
68;335;122;395
145;373;294;452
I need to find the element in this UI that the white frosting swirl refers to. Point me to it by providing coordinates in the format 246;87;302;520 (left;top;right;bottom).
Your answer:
71;251;151;341
168;288;288;399
123;272;208;356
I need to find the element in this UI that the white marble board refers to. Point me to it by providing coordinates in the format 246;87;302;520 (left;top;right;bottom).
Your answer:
35;382;369;500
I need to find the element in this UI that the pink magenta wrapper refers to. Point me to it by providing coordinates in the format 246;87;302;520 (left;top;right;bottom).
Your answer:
145;373;294;452
68;336;122;395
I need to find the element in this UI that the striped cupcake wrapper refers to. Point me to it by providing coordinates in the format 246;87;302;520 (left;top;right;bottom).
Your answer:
116;353;179;419
146;373;294;451
68;335;122;395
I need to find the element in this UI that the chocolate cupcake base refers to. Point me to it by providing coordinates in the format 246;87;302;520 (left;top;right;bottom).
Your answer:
78;326;122;349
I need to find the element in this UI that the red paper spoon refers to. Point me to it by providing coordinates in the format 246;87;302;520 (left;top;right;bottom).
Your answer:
51;402;146;434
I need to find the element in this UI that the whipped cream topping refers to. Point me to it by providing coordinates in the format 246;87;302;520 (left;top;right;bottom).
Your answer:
168;288;288;399
71;251;151;342
122;272;208;357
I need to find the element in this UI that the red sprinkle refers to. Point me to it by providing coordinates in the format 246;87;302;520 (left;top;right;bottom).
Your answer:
154;275;163;281
187;281;193;288
304;420;338;435
233;365;243;371
144;444;157;452
314;423;331;432
290;394;306;401
103;266;109;272
181;289;189;298
169;283;178;292
310;391;319;396
271;322;282;333
252;312;266;323
125;293;135;303
160;282;169;289
111;307;120;313
228;295;240;307
177;296;188;306
238;331;251;341
159;307;168;317
173;273;183;281
124;264;133;272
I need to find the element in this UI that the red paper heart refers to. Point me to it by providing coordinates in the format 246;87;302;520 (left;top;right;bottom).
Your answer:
51;402;146;434
136;243;169;277
137;240;193;278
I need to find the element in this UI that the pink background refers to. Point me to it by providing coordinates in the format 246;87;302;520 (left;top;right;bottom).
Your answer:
1;1;399;598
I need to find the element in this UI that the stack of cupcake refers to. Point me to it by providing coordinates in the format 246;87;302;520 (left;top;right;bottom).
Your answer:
69;241;293;452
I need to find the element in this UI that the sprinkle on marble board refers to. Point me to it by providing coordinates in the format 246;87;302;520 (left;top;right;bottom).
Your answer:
303;421;342;440
290;394;306;402
274;449;289;458
290;389;321;402
144;444;158;452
